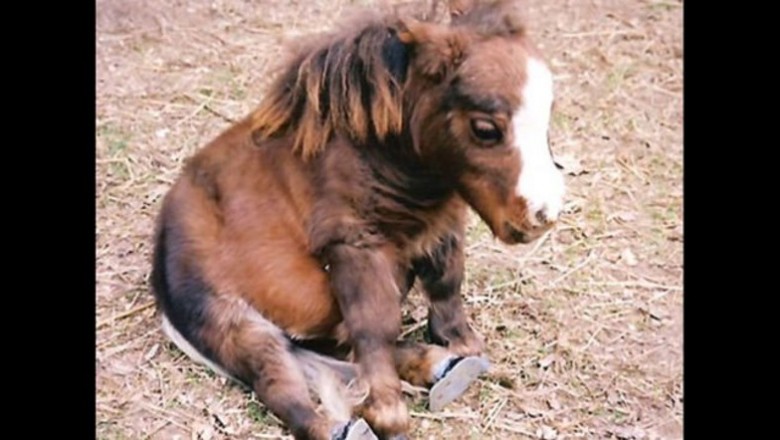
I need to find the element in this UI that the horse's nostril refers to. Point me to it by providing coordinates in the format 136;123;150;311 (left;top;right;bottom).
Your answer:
535;206;557;225
535;208;549;225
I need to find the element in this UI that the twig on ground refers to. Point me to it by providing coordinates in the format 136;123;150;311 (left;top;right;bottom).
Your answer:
590;280;682;291
97;301;156;329
493;422;537;437
548;250;597;287
482;397;508;433
410;411;479;421
400;319;428;339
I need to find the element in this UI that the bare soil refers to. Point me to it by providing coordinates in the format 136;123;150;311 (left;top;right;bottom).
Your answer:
96;1;683;438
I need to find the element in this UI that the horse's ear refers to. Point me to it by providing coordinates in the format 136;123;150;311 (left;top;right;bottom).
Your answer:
397;19;468;82
448;0;527;37
447;0;475;18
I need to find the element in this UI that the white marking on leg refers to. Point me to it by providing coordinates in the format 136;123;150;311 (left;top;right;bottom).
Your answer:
512;57;565;226
160;314;241;384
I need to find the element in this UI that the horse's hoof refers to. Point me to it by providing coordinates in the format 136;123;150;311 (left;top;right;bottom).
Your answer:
333;418;379;440
428;356;490;412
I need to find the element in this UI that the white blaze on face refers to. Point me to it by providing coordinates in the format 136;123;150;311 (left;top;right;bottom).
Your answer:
512;57;565;226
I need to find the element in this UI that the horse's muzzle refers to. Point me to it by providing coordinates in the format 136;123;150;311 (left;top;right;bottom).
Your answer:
502;221;551;244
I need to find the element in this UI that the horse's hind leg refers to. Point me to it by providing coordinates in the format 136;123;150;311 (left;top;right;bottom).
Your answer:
393;341;489;412
162;293;338;439
163;295;380;440
152;196;381;439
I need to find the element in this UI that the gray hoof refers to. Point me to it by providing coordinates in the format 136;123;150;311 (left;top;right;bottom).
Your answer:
333;418;378;440
428;356;490;412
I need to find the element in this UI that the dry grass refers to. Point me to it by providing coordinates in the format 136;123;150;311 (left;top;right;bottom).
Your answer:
96;0;683;438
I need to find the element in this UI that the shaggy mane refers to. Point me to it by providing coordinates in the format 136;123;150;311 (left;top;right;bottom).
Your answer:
249;1;527;159
250;13;409;158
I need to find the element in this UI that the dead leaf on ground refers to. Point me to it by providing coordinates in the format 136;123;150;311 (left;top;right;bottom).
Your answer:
563;199;584;215
410;305;428;322
519;402;546;417
537;425;558;440
192;423;214;440
538;354;558;369
144;343;160;361
608;211;638;223
620;248;638;266
639;306;667;321
610;426;647;440
554;153;587;176
607;389;622;405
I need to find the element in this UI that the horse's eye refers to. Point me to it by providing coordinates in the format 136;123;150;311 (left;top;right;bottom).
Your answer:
470;118;503;144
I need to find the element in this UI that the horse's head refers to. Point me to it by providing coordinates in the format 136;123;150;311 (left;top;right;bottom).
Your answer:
250;0;563;244
399;0;565;244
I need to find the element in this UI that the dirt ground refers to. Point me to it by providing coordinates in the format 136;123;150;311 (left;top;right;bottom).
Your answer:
95;0;683;438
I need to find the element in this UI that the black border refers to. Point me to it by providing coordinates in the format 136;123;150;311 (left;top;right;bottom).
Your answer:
35;0;700;437
35;0;97;435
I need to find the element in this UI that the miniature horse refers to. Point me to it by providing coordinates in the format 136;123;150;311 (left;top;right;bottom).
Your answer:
150;1;564;439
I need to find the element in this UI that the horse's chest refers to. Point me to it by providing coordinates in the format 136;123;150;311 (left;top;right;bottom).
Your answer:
398;204;465;262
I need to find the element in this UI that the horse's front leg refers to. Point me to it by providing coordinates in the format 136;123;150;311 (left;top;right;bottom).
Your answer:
413;232;484;358
410;232;491;411
326;244;408;439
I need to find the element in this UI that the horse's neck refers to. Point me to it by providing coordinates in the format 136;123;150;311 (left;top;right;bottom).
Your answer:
353;137;463;255
362;136;455;208
307;134;459;257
